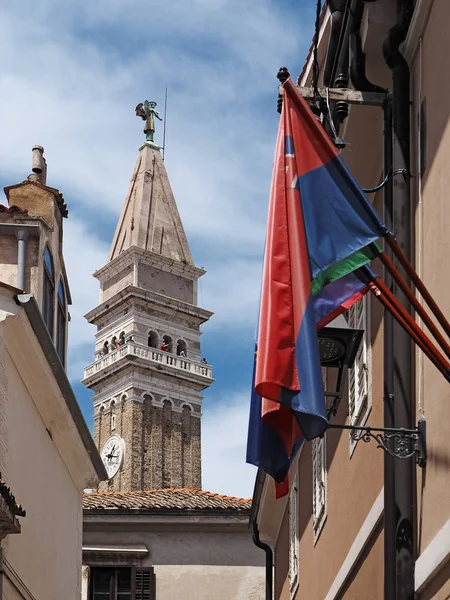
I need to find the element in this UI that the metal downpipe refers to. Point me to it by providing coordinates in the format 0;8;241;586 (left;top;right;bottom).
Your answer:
383;98;396;600
252;521;273;600
16;230;28;291
383;1;415;598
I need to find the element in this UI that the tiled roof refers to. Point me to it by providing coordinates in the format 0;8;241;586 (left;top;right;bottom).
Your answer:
83;488;252;512
0;204;28;214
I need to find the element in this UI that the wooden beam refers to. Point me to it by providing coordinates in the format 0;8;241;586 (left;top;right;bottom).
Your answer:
294;86;389;107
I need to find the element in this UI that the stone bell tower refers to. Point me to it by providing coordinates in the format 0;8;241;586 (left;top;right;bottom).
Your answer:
82;106;213;492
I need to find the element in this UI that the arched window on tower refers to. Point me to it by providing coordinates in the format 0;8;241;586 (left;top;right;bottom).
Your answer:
162;335;173;353
42;248;55;339
148;331;158;348
176;339;187;357
56;280;66;365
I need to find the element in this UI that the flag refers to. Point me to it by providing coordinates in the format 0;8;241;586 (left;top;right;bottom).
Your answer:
246;348;304;485
313;269;371;329
247;78;391;489
282;78;390;284
247;81;328;487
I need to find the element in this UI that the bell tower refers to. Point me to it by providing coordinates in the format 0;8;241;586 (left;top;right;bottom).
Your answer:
83;111;213;492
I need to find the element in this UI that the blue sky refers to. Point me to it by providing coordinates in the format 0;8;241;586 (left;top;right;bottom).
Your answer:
0;0;318;497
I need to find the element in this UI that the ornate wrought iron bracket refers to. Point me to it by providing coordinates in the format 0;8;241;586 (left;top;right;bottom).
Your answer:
327;419;426;467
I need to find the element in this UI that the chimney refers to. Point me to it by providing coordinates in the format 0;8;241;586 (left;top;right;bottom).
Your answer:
30;145;47;185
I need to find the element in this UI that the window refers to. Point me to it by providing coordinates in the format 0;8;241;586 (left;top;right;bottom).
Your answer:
347;296;371;452
176;339;187;356
312;435;327;542
148;331;158;348
162;335;173;353
90;567;155;600
347;296;371;425
42;248;55;338
289;473;299;596
56;280;66;365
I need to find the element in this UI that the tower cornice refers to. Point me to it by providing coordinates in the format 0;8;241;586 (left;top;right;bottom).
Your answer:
84;285;213;325
93;245;205;284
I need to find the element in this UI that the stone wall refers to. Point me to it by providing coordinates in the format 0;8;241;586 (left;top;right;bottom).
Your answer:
96;395;202;492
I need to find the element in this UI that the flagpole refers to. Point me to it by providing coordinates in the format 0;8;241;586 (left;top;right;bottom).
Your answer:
369;283;445;376
375;277;450;370
386;233;450;338
377;249;450;358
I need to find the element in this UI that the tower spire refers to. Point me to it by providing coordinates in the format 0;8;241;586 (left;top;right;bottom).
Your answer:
109;144;193;263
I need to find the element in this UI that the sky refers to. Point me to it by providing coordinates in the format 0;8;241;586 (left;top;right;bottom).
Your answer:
0;0;318;498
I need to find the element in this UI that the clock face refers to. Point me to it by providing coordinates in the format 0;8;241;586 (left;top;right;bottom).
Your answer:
101;435;125;479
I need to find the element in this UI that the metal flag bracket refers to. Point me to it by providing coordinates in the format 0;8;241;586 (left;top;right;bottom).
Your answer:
327;418;426;467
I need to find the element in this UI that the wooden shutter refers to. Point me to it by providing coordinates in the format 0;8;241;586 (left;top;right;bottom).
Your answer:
312;436;326;527
288;473;299;592
347;297;368;424
132;567;156;600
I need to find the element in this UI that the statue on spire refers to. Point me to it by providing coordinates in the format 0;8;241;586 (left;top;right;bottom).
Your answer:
135;101;162;143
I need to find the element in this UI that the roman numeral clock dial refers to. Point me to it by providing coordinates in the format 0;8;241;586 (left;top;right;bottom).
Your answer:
100;435;125;479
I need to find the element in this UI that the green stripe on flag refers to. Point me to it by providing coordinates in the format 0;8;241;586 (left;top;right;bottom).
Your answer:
312;242;381;296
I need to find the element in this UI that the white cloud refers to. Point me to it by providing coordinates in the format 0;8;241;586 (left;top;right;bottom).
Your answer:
0;0;314;496
200;256;263;330
202;391;256;498
63;217;109;380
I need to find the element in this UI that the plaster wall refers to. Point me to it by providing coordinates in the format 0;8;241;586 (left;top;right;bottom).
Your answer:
418;562;450;600
83;526;264;600
409;0;450;556
1;348;82;600
269;2;450;599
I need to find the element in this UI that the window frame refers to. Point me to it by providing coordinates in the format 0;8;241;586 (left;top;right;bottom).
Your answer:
288;472;299;597
347;295;372;454
312;434;327;543
42;247;55;339
89;566;155;600
56;278;66;365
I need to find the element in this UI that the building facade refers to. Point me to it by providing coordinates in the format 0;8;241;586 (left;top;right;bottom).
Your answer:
0;149;106;599
82;133;264;599
253;1;450;599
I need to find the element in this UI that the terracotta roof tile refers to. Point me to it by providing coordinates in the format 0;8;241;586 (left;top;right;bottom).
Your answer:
83;488;252;512
0;204;28;214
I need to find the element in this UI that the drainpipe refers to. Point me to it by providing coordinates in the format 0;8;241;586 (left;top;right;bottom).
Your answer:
383;98;396;600
323;0;348;88
349;0;386;93
325;0;385;133
252;520;273;600
383;1;415;599
16;230;28;291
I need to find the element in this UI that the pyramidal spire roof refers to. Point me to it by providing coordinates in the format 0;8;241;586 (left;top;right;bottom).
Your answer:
109;142;193;263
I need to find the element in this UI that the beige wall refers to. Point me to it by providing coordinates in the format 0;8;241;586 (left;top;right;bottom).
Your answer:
1;348;82;600
409;0;450;557
83;522;264;600
266;2;450;598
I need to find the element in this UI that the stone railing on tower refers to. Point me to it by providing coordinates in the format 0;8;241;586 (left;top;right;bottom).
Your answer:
83;341;213;382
